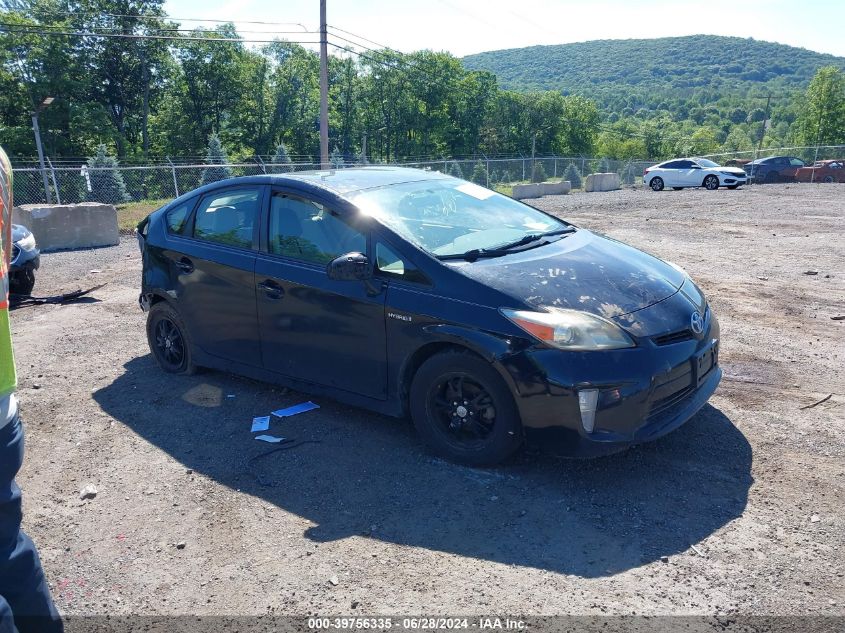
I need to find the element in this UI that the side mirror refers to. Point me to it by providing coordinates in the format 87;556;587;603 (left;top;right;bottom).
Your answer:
326;252;372;281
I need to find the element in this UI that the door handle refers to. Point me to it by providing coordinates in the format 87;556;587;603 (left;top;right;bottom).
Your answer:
257;279;285;300
175;257;194;274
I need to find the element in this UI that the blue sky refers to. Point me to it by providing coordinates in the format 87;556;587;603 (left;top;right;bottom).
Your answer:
162;0;845;58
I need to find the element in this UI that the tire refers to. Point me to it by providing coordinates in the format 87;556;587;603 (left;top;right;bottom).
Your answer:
823;175;835;184
650;177;664;191
9;268;35;296
672;187;683;190
146;302;196;375
765;171;778;184
703;175;720;190
409;350;522;466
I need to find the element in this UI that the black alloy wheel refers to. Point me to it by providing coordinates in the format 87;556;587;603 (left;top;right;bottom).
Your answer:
146;302;196;374
410;351;522;465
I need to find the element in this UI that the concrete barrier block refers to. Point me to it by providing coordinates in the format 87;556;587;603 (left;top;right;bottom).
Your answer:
511;183;544;199
585;173;621;192
12;203;119;252
540;181;571;196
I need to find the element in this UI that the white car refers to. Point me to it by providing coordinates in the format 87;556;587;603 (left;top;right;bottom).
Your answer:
643;157;747;191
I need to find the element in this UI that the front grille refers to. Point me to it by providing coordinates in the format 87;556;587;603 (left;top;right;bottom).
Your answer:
653;329;694;346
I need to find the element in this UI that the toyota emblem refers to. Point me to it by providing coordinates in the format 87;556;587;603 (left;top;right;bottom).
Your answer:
690;310;705;335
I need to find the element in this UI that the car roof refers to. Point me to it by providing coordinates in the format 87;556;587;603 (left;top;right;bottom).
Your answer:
183;166;450;200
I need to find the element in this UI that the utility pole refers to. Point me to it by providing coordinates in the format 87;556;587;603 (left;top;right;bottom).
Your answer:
319;0;329;169
31;96;54;204
755;93;771;162
361;131;367;164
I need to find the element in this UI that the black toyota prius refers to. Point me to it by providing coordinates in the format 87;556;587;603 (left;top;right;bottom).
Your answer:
137;167;720;465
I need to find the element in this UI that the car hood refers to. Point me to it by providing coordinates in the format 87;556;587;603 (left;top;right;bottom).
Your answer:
11;224;31;242
446;229;685;319
719;166;746;175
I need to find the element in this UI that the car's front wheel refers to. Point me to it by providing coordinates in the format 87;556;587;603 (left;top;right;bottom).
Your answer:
650;177;664;191
146;302;196;375
409;350;522;466
9;267;35;295
703;175;720;190
823;175;835;183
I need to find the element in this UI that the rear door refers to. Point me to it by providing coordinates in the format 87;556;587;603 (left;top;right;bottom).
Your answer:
658;160;684;186
171;185;265;367
255;189;388;399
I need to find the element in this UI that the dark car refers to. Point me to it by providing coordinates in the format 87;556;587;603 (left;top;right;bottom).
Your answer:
744;156;805;183
9;224;40;295
137;168;721;465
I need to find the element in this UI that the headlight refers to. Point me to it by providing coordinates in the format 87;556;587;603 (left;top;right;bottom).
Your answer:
501;307;635;351
16;233;36;252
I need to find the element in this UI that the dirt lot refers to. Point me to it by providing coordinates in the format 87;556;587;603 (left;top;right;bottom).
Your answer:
9;184;844;620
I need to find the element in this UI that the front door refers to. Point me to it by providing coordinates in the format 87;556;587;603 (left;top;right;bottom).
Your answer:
255;191;388;399
171;185;263;367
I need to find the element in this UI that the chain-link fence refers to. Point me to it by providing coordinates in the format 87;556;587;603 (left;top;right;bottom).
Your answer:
12;155;664;206
10;159;324;206
17;146;844;207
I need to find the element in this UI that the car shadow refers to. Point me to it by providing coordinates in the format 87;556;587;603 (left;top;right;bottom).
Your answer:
94;356;752;578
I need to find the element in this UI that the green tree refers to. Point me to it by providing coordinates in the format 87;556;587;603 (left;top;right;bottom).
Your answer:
201;133;233;185
329;145;344;168
564;163;582;188
86;144;129;204
448;162;464;179
470;161;487;185
796;66;845;147
271;142;293;172
597;157;611;173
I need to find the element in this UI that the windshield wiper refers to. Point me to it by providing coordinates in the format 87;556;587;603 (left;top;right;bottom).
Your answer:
437;227;575;262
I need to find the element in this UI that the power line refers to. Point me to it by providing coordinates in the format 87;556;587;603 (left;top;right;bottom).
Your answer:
10;7;312;29
0;24;320;44
0;21;318;36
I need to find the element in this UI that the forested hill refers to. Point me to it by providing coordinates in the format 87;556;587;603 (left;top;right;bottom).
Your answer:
463;35;845;111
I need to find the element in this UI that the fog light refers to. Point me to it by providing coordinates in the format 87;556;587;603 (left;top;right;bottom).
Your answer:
578;389;599;433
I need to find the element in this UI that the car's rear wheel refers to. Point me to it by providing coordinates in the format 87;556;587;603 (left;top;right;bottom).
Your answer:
146;302;196;375
765;171;778;183
703;175;720;190
650;177;664;191
823;175;835;183
409;350;522;466
9;267;35;296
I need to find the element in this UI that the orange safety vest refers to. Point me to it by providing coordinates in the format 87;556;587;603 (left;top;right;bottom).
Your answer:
1;145;16;400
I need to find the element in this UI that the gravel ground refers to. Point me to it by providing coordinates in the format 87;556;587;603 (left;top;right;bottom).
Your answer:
8;184;844;622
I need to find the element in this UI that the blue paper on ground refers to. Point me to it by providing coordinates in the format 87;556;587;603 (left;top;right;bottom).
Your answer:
251;416;271;433
271;401;320;418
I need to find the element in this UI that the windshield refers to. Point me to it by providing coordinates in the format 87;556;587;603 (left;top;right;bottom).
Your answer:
349;178;570;257
696;158;720;168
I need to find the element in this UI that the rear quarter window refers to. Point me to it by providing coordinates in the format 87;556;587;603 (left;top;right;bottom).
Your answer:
165;202;192;235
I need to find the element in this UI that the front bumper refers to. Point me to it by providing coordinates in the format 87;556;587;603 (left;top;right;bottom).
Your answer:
502;320;721;457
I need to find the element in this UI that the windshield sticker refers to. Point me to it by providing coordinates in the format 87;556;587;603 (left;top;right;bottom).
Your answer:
456;182;496;200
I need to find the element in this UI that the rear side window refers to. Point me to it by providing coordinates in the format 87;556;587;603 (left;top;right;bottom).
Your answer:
165;202;191;235
661;161;684;169
193;189;260;249
269;193;365;265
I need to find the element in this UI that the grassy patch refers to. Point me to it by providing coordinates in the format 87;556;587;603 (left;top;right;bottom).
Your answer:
116;198;171;233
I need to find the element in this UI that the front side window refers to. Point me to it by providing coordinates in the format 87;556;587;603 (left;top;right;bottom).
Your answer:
375;242;428;284
269;193;365;265
193;189;259;248
789;158;804;166
348;177;569;258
